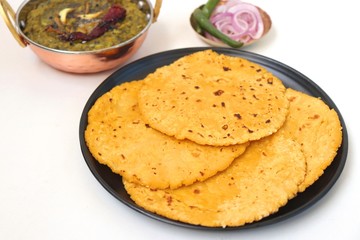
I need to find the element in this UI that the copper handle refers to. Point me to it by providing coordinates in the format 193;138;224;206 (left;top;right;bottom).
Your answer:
0;0;27;47
152;0;162;22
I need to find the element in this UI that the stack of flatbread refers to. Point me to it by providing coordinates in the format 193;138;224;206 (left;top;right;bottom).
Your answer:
84;50;342;228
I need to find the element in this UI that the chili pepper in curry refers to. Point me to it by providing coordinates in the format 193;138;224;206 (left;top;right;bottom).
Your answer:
46;4;126;43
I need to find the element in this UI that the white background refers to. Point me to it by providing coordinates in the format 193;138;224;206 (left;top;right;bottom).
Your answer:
1;0;359;239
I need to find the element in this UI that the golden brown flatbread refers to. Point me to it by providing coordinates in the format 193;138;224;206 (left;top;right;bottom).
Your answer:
83;49;343;228
138;50;289;146
124;132;306;227
279;88;343;192
84;80;248;190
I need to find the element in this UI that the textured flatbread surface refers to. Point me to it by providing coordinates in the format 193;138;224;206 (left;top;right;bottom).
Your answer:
83;49;343;227
138;50;289;146
84;80;248;190
124;132;306;227
278;88;343;192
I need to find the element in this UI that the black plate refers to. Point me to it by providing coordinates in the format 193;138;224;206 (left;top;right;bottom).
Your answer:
79;47;348;230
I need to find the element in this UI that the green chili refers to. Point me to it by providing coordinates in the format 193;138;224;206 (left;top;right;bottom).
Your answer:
193;8;244;48
201;0;220;18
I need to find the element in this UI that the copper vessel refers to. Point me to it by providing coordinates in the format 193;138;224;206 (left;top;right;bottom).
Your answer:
0;0;162;73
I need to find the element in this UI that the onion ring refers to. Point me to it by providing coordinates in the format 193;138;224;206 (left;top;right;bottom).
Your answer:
205;0;264;44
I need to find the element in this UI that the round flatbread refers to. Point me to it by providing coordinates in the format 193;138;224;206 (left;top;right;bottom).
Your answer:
278;88;343;192
84;80;248;190
138;50;289;146
124;132;306;227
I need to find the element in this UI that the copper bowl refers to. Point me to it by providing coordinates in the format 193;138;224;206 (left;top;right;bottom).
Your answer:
0;0;162;73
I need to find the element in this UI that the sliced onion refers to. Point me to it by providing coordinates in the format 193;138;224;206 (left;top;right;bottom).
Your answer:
205;0;264;44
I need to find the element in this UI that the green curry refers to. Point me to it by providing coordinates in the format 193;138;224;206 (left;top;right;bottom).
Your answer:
23;0;148;51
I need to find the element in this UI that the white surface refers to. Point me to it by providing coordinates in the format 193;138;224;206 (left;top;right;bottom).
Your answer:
1;0;359;239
